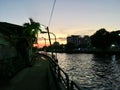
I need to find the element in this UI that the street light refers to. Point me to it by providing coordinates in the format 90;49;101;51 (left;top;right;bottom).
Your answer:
42;37;47;54
40;25;57;59
40;29;56;43
50;32;56;42
40;25;52;46
42;37;46;47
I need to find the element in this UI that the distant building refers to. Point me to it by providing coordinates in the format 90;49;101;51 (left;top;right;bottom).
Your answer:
82;35;91;47
67;35;91;47
67;35;81;46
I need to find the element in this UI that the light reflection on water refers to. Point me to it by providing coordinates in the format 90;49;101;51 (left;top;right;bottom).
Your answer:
57;53;120;90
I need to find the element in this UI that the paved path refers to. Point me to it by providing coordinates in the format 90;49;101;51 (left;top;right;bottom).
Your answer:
0;55;57;90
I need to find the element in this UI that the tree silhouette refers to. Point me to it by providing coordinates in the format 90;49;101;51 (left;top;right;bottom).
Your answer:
90;28;110;49
109;31;120;45
23;18;41;45
65;42;75;52
18;18;41;65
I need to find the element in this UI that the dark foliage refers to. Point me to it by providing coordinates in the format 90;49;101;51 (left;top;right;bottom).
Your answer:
65;42;75;51
90;28;120;49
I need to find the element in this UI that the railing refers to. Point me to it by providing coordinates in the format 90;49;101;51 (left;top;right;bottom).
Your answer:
70;81;82;90
49;58;69;90
40;53;82;90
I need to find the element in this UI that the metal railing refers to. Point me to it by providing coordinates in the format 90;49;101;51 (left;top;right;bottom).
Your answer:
49;58;69;90
40;53;82;90
70;81;82;90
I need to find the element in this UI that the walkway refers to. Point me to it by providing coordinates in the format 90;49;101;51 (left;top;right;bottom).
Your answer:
0;54;57;90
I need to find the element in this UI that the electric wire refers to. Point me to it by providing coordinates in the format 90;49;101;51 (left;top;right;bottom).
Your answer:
48;0;56;27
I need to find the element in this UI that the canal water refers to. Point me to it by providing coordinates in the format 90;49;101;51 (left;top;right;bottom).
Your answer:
57;53;120;90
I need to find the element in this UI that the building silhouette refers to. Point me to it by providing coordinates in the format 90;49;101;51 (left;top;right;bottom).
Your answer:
67;35;91;48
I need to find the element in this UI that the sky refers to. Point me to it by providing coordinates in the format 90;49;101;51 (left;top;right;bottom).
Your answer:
0;0;120;47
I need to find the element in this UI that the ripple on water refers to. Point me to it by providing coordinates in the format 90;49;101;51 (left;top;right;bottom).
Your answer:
58;53;120;90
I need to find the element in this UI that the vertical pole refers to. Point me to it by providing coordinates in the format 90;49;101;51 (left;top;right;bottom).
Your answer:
70;81;73;90
42;37;47;53
50;32;57;60
46;27;54;57
58;66;60;80
44;38;47;54
66;75;70;90
44;38;46;47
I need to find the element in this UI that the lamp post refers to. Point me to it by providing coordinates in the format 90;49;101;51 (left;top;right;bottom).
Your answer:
49;31;57;59
46;28;57;59
42;37;46;47
40;28;56;43
42;37;47;54
40;25;57;58
49;32;56;42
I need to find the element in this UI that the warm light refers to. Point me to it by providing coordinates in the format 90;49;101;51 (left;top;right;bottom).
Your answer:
38;32;67;46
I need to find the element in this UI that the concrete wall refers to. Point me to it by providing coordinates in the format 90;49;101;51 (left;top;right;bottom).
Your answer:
0;45;17;60
0;33;17;60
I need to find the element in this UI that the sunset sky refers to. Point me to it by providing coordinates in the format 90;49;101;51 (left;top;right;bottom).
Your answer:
0;0;120;47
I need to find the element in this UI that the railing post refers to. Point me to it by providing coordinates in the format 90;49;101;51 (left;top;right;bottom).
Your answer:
58;66;60;80
70;81;73;90
66;74;70;90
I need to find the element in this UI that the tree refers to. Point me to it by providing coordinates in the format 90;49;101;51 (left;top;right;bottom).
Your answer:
65;42;76;51
109;31;120;45
90;28;110;49
21;18;41;65
23;18;41;44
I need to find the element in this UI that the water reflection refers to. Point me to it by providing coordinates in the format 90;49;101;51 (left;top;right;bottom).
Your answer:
57;53;120;90
91;54;120;90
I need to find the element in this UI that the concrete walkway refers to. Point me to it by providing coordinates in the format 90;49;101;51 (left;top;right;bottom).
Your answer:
0;55;57;90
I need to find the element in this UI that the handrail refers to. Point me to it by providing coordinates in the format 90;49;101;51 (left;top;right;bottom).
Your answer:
39;53;82;90
48;55;70;90
70;81;82;90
